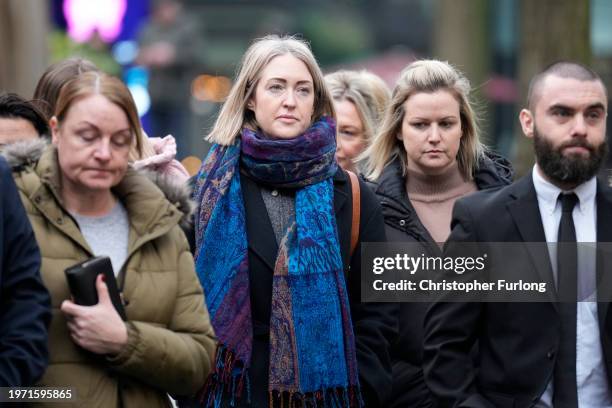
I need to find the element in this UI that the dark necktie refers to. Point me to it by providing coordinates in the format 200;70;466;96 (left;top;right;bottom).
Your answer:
553;192;579;408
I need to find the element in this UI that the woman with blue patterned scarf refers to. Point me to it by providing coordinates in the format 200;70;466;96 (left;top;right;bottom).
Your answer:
191;35;397;407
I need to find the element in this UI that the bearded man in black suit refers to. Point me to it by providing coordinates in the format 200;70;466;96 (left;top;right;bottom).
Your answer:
423;62;612;408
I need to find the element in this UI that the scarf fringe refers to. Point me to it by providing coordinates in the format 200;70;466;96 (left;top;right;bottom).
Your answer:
268;386;363;408
197;344;250;407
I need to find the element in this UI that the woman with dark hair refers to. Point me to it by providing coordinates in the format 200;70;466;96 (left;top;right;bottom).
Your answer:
193;35;396;407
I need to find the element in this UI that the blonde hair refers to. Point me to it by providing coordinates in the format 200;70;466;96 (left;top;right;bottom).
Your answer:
207;35;335;145
364;59;484;181
55;72;143;157
325;70;390;146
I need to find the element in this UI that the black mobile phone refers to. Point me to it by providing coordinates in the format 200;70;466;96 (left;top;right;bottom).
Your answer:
64;256;127;321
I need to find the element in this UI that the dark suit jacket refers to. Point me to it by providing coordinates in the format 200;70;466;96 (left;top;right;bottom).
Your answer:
238;168;397;407
0;156;51;386
423;175;612;408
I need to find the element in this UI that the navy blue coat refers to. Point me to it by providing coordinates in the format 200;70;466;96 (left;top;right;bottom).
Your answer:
0;155;51;386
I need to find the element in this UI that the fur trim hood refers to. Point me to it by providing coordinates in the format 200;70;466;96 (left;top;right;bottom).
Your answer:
1;139;195;228
137;169;195;228
0;138;48;170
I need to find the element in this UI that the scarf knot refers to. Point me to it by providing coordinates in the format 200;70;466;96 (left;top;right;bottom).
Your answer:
240;116;337;188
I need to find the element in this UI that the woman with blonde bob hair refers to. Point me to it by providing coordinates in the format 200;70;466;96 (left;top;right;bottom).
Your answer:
193;35;395;407
364;60;513;407
207;35;334;146
7;71;215;407
325;70;390;173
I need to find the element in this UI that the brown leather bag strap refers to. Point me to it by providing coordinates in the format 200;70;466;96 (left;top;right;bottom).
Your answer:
347;170;360;259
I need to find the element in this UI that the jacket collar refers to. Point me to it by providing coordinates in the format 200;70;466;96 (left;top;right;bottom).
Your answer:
373;156;406;199
505;175;556;300
473;149;514;190
373;150;514;213
505;175;612;316
371;151;514;243
505;174;547;240
374;150;514;202
371;157;436;244
10;144;186;255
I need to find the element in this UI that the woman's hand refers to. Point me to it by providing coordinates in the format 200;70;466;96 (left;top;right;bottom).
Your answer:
61;274;128;356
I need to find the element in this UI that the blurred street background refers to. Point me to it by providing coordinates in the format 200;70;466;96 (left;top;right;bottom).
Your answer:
1;0;611;176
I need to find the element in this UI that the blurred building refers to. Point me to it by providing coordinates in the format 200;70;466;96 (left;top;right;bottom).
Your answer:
3;0;611;165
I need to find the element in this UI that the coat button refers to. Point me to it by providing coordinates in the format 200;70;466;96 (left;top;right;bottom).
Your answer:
399;220;406;226
547;350;555;359
34;195;42;204
271;190;279;197
56;217;64;224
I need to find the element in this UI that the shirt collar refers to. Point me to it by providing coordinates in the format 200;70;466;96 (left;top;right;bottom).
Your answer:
532;164;596;215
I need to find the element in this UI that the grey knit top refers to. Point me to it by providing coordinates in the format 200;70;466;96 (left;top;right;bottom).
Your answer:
260;185;295;245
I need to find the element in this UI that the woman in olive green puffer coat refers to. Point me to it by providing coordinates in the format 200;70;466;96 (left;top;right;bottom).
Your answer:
4;139;216;408
2;72;215;408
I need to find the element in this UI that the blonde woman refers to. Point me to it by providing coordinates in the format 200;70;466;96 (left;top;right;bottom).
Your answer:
364;60;513;407
193;35;396;407
325;70;390;173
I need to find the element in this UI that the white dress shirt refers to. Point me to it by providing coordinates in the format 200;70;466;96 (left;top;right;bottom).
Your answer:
532;165;612;408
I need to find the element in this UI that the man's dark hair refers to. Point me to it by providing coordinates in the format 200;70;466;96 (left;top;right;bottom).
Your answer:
526;61;606;109
0;93;49;137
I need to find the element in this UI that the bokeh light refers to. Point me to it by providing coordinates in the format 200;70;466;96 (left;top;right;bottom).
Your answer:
191;75;232;102
63;0;127;43
124;67;150;116
112;40;139;65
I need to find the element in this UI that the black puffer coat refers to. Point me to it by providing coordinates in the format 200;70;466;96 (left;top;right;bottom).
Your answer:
367;151;513;408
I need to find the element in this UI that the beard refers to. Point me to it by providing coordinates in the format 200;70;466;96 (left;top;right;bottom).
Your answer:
533;126;608;186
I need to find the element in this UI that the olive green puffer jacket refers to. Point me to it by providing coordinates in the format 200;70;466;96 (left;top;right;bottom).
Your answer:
4;142;216;408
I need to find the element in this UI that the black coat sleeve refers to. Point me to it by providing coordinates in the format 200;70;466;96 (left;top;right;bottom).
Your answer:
347;177;398;407
0;158;51;386
422;198;491;408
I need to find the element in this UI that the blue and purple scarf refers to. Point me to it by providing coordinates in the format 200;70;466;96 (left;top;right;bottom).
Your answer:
193;117;362;407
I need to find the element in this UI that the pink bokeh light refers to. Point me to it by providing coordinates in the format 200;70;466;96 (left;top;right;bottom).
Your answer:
63;0;127;43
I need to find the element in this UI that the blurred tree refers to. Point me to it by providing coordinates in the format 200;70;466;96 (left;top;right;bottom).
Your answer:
432;0;492;143
514;0;591;176
0;0;48;97
299;8;373;65
49;31;121;76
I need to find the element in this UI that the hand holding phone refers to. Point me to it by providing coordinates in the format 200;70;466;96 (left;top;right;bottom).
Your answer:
61;274;128;355
64;256;126;320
